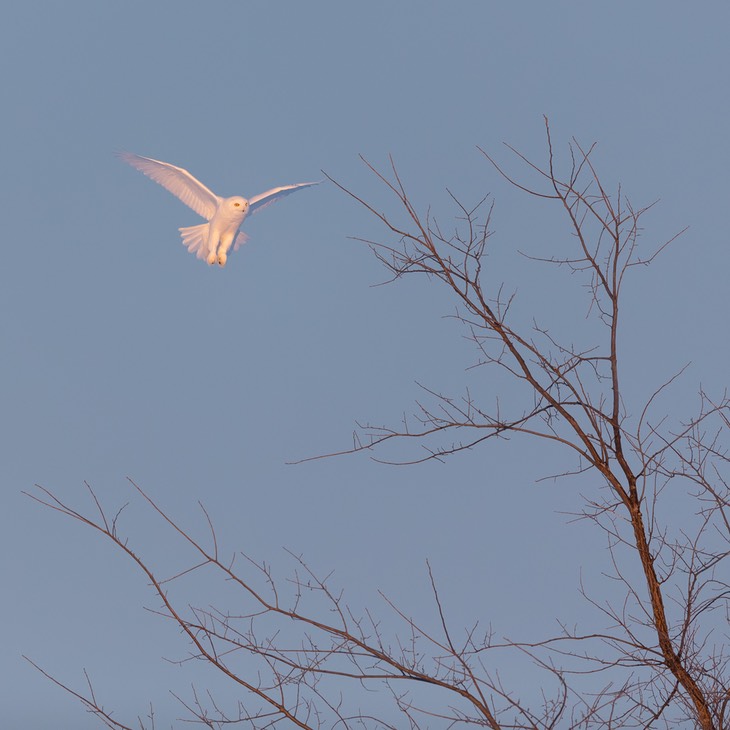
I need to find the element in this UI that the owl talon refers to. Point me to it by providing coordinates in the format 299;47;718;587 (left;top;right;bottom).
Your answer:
218;252;227;267
207;252;217;265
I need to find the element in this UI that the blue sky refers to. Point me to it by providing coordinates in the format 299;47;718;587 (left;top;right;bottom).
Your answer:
2;2;728;726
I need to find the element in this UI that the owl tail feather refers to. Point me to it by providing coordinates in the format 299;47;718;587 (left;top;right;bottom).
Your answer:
179;223;210;261
234;230;250;250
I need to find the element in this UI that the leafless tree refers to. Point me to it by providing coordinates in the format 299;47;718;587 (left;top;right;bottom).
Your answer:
27;118;730;729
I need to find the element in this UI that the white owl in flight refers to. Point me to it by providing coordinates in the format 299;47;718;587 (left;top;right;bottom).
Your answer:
119;152;320;267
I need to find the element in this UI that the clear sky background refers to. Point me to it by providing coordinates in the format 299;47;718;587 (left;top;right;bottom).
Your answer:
1;2;728;727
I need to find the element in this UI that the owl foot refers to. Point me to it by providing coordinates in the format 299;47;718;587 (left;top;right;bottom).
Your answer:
217;252;227;267
206;251;217;266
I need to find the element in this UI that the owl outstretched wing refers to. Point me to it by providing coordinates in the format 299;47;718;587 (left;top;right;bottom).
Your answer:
118;152;221;221
248;181;321;216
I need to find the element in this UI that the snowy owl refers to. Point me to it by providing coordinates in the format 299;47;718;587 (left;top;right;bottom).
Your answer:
119;152;320;267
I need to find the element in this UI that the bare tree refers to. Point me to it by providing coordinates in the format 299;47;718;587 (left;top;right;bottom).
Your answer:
27;119;730;729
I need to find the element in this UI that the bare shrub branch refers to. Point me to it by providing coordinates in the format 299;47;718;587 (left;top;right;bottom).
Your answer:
27;120;729;729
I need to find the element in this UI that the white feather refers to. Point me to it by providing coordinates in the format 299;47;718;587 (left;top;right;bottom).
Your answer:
118;152;220;220
234;231;250;250
179;223;210;260
249;182;322;215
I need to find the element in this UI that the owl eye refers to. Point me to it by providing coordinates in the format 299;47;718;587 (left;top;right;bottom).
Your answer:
234;202;240;207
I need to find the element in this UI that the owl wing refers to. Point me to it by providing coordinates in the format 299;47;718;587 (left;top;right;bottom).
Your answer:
118;152;221;221
248;181;322;216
